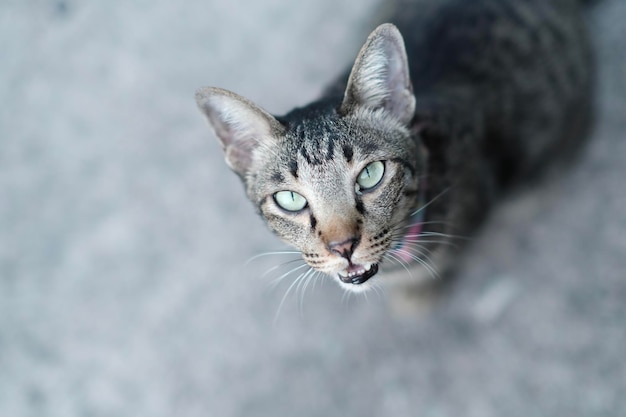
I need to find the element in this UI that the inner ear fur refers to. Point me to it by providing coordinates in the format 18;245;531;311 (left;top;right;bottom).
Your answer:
341;23;416;125
195;87;285;178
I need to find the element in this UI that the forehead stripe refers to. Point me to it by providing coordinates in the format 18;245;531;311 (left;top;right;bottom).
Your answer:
289;159;298;178
342;145;354;163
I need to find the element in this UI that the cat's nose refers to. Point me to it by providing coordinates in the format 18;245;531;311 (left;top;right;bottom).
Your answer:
328;237;359;259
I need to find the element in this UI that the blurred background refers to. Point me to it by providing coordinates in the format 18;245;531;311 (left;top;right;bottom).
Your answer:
1;0;625;416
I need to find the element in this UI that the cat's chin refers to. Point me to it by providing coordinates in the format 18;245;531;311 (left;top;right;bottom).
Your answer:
336;263;379;288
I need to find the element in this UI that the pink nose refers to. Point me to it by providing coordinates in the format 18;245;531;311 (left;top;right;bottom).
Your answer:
328;237;359;259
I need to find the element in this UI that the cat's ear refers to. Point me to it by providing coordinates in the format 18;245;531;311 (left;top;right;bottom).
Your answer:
195;87;285;177
340;23;416;125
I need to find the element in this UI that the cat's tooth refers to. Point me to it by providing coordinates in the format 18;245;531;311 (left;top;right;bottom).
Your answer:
338;270;348;278
364;263;371;271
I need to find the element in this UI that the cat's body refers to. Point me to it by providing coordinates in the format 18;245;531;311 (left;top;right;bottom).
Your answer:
197;0;593;292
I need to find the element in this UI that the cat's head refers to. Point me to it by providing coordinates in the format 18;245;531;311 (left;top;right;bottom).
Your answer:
197;24;425;291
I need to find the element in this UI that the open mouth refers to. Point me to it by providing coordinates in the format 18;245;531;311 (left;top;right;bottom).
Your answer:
338;262;379;285
335;220;422;286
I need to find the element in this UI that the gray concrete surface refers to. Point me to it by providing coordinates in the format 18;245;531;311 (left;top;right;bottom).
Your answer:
1;1;625;416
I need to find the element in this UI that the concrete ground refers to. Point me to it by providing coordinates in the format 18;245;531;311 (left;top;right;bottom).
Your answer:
1;0;625;416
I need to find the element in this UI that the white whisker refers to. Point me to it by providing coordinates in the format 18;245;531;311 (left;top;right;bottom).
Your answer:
341;286;355;306
399;238;460;249
370;281;386;300
398;220;452;230
391;248;439;279
384;252;414;280
414;231;471;240
410;186;452;217
268;263;309;289
274;267;311;324
259;258;306;279
298;268;317;317
392;241;437;263
391;240;438;256
245;250;301;265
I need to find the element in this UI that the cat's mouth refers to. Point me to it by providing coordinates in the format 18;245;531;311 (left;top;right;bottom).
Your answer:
337;262;379;285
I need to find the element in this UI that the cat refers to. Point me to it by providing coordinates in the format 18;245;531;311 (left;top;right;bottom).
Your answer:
196;0;593;293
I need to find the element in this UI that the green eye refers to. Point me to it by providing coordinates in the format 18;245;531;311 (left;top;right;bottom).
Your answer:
274;190;307;212
356;161;385;191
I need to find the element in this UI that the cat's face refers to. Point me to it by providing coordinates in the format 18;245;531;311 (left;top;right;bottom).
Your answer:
249;108;423;291
197;24;422;291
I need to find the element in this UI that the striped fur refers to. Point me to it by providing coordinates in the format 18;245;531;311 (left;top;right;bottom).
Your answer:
196;0;593;291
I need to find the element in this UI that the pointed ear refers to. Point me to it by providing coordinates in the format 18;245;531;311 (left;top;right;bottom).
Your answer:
195;87;285;178
340;23;415;125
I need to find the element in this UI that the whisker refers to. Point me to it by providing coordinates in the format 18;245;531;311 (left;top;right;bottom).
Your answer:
390;239;438;255
298;268;317;317
410;186;452;218
400;246;439;274
413;231;471;240
355;286;370;304
268;263;309;289
274;267;311;324
384;252;414;280
259;258;306;279
391;229;465;248
391;248;439;279
245;250;301;265
398;220;453;230
341;286;356;306
402;224;471;243
391;240;436;260
341;288;349;305
309;270;322;293
400;238;461;249
370;281;386;301
310;270;324;294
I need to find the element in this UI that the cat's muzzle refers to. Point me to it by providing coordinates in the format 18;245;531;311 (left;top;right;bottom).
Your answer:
338;263;379;285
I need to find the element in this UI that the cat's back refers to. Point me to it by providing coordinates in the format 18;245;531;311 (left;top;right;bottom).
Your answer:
392;0;593;183
393;0;590;88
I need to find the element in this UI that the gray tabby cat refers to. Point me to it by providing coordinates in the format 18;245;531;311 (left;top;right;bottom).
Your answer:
196;0;593;292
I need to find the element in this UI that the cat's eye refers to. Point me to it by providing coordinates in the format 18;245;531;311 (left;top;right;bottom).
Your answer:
356;161;385;191
274;190;308;212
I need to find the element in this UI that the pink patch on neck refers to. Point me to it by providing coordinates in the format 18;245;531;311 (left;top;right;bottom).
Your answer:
395;221;423;263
